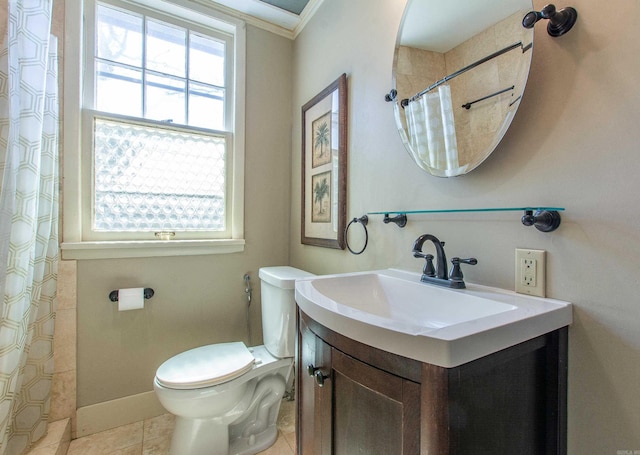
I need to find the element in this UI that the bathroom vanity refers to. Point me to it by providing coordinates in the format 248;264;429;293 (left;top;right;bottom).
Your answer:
294;269;571;454
297;311;567;454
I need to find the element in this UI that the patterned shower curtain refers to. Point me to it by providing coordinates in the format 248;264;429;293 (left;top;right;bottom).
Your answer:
405;84;460;174
0;0;59;454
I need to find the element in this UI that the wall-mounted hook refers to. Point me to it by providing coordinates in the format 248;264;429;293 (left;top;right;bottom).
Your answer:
522;4;577;37
521;210;562;232
383;213;407;228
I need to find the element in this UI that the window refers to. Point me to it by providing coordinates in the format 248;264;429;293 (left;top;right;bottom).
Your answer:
91;116;228;233
92;3;228;129
62;0;246;258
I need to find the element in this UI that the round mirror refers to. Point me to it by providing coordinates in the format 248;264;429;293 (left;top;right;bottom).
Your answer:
391;0;534;177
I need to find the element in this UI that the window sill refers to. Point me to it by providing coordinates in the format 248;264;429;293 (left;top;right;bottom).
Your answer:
61;239;245;260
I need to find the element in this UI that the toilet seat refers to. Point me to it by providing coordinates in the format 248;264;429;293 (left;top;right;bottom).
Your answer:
156;342;255;390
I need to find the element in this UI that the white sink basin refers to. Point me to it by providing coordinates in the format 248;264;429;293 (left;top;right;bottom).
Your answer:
295;268;572;368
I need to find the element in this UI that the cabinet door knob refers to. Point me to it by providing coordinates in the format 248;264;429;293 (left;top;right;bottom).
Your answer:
314;370;329;387
307;364;319;376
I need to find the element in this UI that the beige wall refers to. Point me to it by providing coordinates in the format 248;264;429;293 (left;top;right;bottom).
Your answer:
76;24;293;407
291;0;640;452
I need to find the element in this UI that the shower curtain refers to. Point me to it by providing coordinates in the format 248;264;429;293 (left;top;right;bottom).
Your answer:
405;84;460;173
0;1;59;454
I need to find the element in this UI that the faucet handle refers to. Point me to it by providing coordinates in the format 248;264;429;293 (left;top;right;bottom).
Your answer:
423;254;436;277
413;251;436;277
456;257;478;265
449;257;478;283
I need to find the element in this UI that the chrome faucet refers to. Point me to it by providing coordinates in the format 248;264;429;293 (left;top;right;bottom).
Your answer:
412;234;477;289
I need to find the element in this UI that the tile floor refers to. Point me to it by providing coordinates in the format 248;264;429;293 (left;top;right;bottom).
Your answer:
66;399;296;455
26;418;71;455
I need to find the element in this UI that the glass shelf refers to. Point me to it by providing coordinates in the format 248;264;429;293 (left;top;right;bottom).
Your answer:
366;207;565;232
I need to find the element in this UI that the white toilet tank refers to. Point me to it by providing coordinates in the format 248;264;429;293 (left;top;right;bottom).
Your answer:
259;266;314;358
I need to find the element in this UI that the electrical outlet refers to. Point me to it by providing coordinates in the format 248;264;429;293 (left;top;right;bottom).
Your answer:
515;249;546;297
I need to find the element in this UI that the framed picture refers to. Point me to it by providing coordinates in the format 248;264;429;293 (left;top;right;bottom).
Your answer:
301;73;347;249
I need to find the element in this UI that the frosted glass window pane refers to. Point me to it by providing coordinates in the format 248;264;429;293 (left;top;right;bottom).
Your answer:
96;4;142;67
146;19;186;77
96;62;142;117
189;82;224;130
189;33;225;87
93;117;226;231
146;73;186;123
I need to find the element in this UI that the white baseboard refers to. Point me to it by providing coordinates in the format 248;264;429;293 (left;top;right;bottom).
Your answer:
76;391;166;438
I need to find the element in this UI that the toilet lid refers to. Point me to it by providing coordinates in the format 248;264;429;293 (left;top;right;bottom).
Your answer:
156;342;255;389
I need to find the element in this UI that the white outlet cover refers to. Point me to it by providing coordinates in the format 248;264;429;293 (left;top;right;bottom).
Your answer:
515;249;546;297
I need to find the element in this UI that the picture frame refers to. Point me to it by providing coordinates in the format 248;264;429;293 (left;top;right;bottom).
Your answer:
301;73;347;249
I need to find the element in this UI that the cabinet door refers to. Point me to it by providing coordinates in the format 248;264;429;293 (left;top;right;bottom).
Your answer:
298;315;420;455
331;348;420;454
297;316;332;455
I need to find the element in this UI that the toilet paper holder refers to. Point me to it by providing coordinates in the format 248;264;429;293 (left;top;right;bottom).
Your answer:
109;288;155;302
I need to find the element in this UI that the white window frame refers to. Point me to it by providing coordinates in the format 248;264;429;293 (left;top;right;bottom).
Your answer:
62;0;246;259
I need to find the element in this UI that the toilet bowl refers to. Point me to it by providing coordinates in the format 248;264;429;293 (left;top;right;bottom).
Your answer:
154;344;291;455
153;266;314;455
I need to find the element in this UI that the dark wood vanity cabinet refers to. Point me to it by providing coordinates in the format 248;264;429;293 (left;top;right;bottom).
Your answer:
296;310;568;455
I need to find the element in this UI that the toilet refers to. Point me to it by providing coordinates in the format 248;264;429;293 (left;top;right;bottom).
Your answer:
153;266;314;455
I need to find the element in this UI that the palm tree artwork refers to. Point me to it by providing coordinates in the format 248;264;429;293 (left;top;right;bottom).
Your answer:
312;111;332;168
301;74;346;248
312;171;331;223
315;122;329;156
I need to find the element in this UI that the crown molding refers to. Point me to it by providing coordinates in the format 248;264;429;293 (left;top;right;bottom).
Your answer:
293;0;324;38
192;0;324;39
